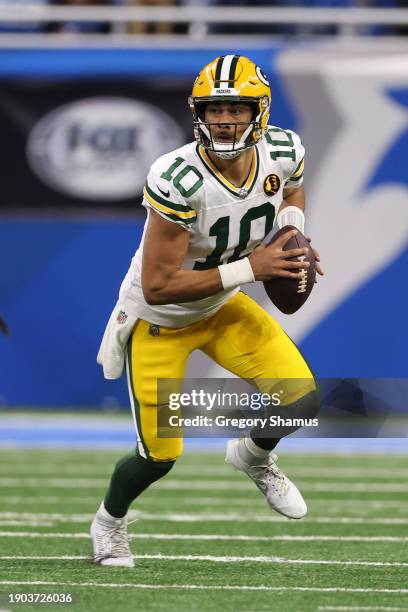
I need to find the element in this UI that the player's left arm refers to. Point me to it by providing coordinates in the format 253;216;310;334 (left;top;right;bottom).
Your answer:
278;123;323;277
273;127;307;228
279;185;324;277
282;184;305;211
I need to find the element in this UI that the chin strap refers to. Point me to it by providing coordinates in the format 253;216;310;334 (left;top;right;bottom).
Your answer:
212;149;244;160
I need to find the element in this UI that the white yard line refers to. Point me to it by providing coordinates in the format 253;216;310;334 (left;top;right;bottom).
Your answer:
0;581;407;594
319;608;407;611
138;466;408;479
126;513;408;525
0;478;106;488
0;496;98;504
158;481;408;493
0;554;407;567
1;511;408;525
176;497;408;508
0;521;53;527
0;512;94;522
0;465;407;479
1;495;407;513
0;531;406;543
138;497;408;511
1;477;408;493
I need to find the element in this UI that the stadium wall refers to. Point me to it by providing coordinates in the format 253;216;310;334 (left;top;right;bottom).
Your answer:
0;45;407;408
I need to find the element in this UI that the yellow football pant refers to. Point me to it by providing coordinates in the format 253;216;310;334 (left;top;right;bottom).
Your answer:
126;291;315;462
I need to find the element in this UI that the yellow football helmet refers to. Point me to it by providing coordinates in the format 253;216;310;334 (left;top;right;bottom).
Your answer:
188;55;271;159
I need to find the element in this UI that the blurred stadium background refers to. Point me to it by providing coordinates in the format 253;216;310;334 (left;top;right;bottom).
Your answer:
0;4;407;611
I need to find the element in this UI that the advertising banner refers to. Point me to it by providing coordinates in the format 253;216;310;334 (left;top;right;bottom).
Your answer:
0;80;190;209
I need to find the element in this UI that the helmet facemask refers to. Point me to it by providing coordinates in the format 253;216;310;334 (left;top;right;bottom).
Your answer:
189;96;269;160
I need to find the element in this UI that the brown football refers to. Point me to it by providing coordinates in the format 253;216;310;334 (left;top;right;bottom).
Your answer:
263;225;316;314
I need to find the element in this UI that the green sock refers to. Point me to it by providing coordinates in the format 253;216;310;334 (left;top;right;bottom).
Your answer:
104;449;175;518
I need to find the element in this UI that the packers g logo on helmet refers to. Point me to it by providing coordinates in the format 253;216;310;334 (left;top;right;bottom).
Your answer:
188;55;271;159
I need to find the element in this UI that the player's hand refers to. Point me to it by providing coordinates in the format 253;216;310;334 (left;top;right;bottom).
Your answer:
249;229;310;281
305;236;324;278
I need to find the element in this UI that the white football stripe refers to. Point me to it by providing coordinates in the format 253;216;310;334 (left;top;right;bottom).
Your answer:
0;531;406;543
0;554;407;567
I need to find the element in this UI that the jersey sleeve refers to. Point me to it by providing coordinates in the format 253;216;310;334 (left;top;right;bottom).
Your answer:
142;158;198;231
266;126;305;189
284;130;304;189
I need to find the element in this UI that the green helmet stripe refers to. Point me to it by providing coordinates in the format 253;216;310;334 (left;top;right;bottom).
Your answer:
214;56;225;85
228;55;239;87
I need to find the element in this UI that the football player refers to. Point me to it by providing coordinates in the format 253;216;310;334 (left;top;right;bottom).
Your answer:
91;55;323;567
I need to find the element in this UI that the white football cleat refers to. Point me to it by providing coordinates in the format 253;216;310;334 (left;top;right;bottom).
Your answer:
225;438;307;519
90;507;134;567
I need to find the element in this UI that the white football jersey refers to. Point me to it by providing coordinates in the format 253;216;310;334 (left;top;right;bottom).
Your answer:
119;125;305;327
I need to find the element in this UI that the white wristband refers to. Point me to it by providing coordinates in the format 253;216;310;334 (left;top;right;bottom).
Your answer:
276;206;305;233
218;257;255;291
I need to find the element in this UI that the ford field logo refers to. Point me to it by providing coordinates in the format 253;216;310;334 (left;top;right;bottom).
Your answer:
27;97;184;201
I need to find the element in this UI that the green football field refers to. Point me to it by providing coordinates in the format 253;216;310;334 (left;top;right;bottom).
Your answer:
0;449;407;612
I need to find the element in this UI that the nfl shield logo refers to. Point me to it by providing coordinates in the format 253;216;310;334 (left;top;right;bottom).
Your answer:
116;310;128;325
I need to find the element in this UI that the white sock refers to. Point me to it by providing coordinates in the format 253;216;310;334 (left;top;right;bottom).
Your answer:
237;437;270;466
96;501;123;525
